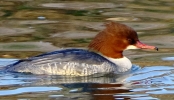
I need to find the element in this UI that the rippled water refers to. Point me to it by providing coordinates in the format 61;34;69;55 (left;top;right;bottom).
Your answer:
0;0;174;100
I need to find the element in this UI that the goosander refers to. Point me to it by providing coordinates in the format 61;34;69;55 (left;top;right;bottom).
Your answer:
4;22;158;76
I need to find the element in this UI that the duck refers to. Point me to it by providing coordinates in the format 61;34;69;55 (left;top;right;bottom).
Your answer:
4;22;158;76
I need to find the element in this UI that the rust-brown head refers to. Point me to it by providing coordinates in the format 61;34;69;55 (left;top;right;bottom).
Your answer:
88;22;158;58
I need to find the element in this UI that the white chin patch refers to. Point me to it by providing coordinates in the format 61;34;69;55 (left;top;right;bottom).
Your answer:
126;45;139;50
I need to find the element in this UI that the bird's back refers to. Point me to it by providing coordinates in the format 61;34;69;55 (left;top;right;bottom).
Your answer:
5;49;116;76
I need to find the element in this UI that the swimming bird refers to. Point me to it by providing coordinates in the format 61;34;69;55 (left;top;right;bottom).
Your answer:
4;22;158;76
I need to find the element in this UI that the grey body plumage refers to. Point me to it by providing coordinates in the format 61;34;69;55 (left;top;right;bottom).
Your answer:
5;49;116;76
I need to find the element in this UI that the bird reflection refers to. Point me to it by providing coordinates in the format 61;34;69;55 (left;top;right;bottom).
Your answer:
11;73;133;100
46;74;132;100
89;83;132;100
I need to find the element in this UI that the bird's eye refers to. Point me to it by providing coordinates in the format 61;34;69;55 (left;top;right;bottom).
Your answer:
127;38;135;44
127;38;132;42
127;39;132;42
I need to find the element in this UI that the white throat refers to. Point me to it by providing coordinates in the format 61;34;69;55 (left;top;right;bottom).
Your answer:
126;45;139;50
104;56;132;73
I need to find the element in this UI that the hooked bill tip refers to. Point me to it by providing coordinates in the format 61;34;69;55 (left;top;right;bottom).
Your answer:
155;47;158;51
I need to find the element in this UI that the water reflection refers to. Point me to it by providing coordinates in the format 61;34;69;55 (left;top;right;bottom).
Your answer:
0;64;174;99
162;57;174;61
90;83;131;100
0;86;61;96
